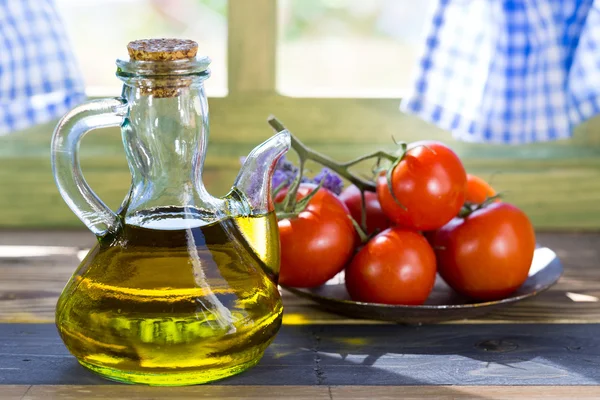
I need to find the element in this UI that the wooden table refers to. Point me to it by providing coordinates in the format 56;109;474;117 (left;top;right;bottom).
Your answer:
1;231;599;399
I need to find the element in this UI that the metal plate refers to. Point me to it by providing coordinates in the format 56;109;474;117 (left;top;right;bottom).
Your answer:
282;246;563;324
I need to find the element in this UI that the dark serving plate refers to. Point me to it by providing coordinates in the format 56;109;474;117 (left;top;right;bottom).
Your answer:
282;246;563;324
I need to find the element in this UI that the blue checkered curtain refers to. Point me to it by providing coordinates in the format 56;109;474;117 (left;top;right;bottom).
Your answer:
0;0;85;135
400;0;600;144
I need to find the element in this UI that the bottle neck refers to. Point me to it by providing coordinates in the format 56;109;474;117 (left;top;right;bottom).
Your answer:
120;83;213;225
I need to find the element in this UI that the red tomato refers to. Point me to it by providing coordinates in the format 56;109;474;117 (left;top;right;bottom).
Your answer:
429;202;536;301
345;227;436;305
377;141;467;231
466;174;496;204
276;184;355;288
338;185;391;235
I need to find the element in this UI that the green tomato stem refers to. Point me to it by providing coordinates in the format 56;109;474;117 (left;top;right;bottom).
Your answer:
282;158;305;213
276;212;298;221
349;215;369;244
268;116;402;237
341;151;397;168
458;193;504;218
268;116;398;193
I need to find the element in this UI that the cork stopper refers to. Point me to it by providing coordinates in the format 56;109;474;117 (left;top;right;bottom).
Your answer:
127;39;198;61
126;39;200;98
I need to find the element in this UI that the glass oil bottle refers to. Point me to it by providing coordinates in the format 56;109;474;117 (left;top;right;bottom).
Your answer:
51;39;290;385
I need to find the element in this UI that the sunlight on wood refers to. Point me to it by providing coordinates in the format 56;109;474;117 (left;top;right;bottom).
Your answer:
0;245;78;258
282;312;311;325
566;292;599;302
77;249;91;261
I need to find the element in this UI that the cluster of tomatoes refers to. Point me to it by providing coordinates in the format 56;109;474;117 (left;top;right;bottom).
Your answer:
276;141;536;305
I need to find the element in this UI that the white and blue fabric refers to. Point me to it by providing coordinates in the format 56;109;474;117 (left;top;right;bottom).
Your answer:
401;0;600;144
0;0;85;135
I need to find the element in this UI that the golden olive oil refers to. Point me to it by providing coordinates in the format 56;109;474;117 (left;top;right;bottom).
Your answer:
56;209;282;386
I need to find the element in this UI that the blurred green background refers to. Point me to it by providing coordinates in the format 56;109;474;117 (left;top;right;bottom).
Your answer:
1;0;599;230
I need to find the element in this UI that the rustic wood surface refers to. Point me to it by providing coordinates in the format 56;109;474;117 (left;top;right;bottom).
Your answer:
0;231;598;324
3;323;600;386
4;385;600;400
0;231;599;399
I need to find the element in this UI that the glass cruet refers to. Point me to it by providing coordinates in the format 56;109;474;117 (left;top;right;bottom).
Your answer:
50;39;290;386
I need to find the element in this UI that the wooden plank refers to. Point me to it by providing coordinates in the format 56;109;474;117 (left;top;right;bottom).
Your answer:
1;95;599;229
0;385;30;400
0;230;96;247
227;0;277;93
2;323;600;386
331;386;600;399
0;385;595;399
20;385;330;399
0;232;597;324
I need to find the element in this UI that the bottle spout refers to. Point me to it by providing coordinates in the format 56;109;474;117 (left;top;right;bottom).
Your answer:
232;130;291;214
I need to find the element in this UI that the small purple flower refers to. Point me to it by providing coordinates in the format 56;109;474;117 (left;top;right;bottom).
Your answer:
276;155;298;173
271;155;311;189
313;168;344;195
272;170;291;190
269;156;344;195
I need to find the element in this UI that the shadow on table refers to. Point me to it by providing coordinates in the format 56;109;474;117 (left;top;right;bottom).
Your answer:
257;323;599;386
1;323;598;392
0;325;488;400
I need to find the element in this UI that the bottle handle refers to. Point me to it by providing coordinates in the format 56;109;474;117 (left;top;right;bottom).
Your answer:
51;98;128;237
